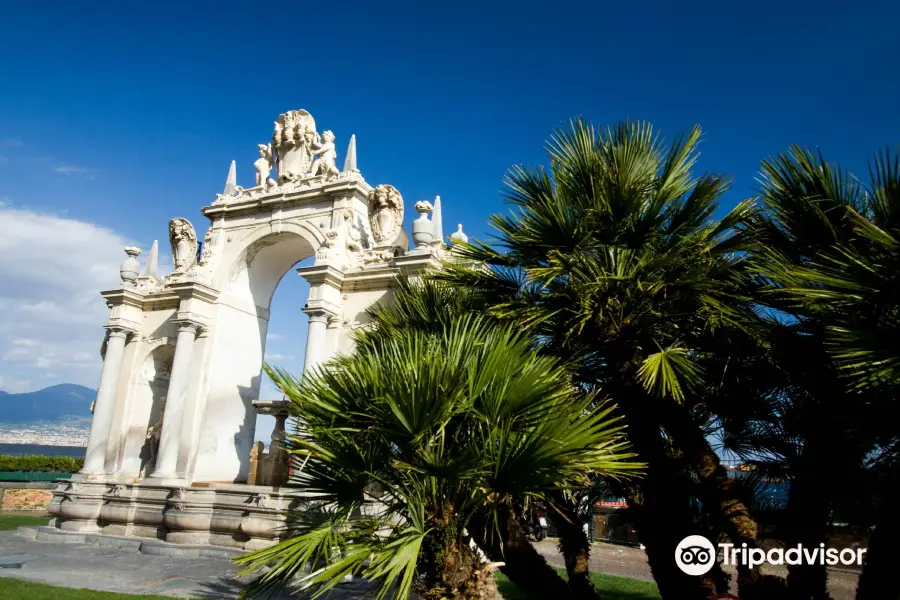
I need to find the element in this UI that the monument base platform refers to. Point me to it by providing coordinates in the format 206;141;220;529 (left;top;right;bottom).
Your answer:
47;478;309;551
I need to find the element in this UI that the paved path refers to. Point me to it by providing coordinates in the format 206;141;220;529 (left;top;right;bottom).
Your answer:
0;528;862;599
532;539;861;600
0;529;372;599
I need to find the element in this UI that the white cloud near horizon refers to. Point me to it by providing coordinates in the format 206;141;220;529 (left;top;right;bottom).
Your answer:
53;164;93;177
0;204;285;444
0;205;138;393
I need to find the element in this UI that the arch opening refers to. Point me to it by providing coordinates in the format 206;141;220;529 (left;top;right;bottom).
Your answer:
223;231;318;316
254;254;314;447
194;229;318;483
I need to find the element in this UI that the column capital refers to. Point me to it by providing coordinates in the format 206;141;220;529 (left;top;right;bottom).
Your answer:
172;317;205;336
175;322;201;335
305;311;329;324
302;298;341;319
104;325;137;339
295;264;346;288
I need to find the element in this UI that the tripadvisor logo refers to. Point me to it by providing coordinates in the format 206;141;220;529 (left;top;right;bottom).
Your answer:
675;535;867;576
675;535;717;576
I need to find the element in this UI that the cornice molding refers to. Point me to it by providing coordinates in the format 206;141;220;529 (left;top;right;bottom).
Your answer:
296;264;346;288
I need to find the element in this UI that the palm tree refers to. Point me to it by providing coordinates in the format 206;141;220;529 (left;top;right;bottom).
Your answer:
235;309;640;600
434;119;777;599
360;278;631;598
359;277;631;598
753;148;900;600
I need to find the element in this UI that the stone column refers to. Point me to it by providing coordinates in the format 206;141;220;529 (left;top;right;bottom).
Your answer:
302;311;329;373
81;327;131;475
150;321;200;480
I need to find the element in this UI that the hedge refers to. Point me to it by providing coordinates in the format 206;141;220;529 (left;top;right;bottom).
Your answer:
0;455;84;473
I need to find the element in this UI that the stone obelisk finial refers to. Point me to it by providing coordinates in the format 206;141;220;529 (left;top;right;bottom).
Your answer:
432;195;445;244
223;160;237;196
144;240;159;278
342;134;358;173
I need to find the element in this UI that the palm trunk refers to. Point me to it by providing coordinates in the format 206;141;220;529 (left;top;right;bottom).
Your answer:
419;523;502;600
784;452;834;600
856;470;900;600
622;405;714;600
550;491;602;600
625;475;713;599
607;375;715;600
660;401;785;599
470;505;573;599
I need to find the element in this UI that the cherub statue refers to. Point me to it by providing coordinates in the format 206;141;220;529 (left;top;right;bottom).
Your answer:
308;130;339;180
168;217;198;273
254;143;275;189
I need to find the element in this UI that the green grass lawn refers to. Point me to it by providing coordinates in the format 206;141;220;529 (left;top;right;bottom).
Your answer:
0;579;177;600
1;568;660;600
0;513;50;530
495;568;661;600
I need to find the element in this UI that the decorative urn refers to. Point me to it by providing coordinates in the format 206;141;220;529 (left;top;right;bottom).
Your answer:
412;201;434;248
120;247;141;284
450;224;469;244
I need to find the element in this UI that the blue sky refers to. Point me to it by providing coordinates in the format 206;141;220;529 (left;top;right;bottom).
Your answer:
0;1;898;436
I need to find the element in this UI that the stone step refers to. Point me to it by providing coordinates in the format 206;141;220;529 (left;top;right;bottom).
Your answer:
17;526;244;559
16;526;38;539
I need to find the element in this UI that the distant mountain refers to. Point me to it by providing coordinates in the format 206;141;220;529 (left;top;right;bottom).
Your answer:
0;384;96;424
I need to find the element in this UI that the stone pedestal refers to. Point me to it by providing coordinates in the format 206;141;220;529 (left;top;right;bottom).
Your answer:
48;479;310;550
49;481;104;533
248;400;291;487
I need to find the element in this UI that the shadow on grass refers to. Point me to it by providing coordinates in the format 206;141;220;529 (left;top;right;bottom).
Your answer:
192;577;245;599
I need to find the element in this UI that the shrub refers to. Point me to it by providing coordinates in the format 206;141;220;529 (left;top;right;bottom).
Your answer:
0;455;84;473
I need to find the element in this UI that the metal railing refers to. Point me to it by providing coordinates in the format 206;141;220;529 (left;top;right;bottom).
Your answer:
0;471;73;482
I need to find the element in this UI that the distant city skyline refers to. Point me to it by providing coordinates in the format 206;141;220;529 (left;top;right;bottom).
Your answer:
0;383;278;445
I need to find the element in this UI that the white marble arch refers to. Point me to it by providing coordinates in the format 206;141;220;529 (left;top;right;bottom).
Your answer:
74;108;451;494
194;225;321;484
212;220;326;312
56;108;465;546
